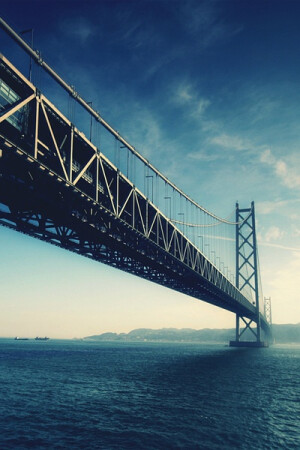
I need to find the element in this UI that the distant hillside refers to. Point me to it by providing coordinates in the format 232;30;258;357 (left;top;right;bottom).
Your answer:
84;323;300;344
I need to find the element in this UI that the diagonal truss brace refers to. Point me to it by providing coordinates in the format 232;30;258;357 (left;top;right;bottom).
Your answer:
0;92;35;123
238;317;257;339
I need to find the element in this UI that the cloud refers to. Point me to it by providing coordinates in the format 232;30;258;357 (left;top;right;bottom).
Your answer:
177;85;193;103
119;22;143;48
264;226;285;243
179;1;218;35
60;17;95;44
177;0;243;49
187;151;219;162
173;82;210;119
246;89;280;125
266;252;300;323
256;199;300;215
210;133;251;151
259;242;300;252
260;149;300;189
194;99;211;117
293;227;300;237
116;100;166;162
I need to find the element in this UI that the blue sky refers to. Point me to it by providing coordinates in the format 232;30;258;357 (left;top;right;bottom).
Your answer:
0;0;299;338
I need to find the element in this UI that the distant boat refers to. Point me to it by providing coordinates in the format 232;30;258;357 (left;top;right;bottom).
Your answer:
14;337;29;340
35;337;49;341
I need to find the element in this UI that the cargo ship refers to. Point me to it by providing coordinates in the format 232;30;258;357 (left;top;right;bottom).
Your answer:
35;337;50;340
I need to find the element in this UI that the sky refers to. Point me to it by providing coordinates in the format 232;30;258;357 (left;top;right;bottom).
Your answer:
0;0;299;338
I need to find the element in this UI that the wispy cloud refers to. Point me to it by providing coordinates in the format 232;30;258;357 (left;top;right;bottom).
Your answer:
177;85;193;103
210;133;252;152
60;17;96;44
194;99;211;117
187;150;219;162
292;226;300;237
265;252;300;324
177;0;243;49
259;242;300;252
173;82;210;119
264;226;285;243
245;87;280;125
256;198;300;215
122;106;162;160
260;149;300;189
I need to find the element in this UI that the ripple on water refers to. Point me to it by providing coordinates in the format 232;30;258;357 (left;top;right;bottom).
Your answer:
0;341;299;449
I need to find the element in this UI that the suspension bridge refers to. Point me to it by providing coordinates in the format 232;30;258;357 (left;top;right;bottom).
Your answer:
0;17;272;346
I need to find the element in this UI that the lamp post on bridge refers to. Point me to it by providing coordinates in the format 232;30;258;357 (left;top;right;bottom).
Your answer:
198;235;203;252
146;175;153;202
211;250;216;265
178;212;184;252
87;102;93;142
204;243;210;259
164;196;171;244
164;196;171;218
220;261;224;274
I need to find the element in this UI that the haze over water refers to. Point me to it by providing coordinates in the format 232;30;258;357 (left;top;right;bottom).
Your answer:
0;340;299;449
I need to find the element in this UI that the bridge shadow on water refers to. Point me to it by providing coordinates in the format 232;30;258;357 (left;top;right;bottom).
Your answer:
121;343;294;450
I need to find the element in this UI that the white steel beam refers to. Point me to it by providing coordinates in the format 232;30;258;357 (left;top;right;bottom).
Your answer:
73;153;96;186
99;158;117;215
34;97;39;159
69;127;74;182
0;93;35;123
40;100;69;181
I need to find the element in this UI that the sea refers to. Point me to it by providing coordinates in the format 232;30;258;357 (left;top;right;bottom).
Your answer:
0;339;299;449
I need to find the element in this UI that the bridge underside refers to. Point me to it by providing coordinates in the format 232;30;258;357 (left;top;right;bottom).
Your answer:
0;141;255;320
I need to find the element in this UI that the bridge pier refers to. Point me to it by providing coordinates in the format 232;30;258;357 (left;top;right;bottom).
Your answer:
230;314;268;347
229;340;268;348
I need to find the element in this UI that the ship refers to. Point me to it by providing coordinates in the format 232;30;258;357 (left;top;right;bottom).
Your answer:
14;337;29;340
35;337;50;340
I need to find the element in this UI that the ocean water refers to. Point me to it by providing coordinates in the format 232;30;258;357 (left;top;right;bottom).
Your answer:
0;340;299;449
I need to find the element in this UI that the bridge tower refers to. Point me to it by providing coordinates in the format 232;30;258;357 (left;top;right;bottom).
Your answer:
230;201;267;347
264;297;274;343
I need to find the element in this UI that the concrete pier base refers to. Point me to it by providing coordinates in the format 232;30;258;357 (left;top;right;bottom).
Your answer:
229;341;269;348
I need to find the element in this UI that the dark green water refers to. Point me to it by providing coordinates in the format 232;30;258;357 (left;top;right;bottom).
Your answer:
0;340;299;449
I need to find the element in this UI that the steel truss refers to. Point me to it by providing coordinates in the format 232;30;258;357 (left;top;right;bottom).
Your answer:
0;54;271;330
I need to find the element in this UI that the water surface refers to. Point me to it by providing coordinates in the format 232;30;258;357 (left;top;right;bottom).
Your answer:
0;340;299;449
